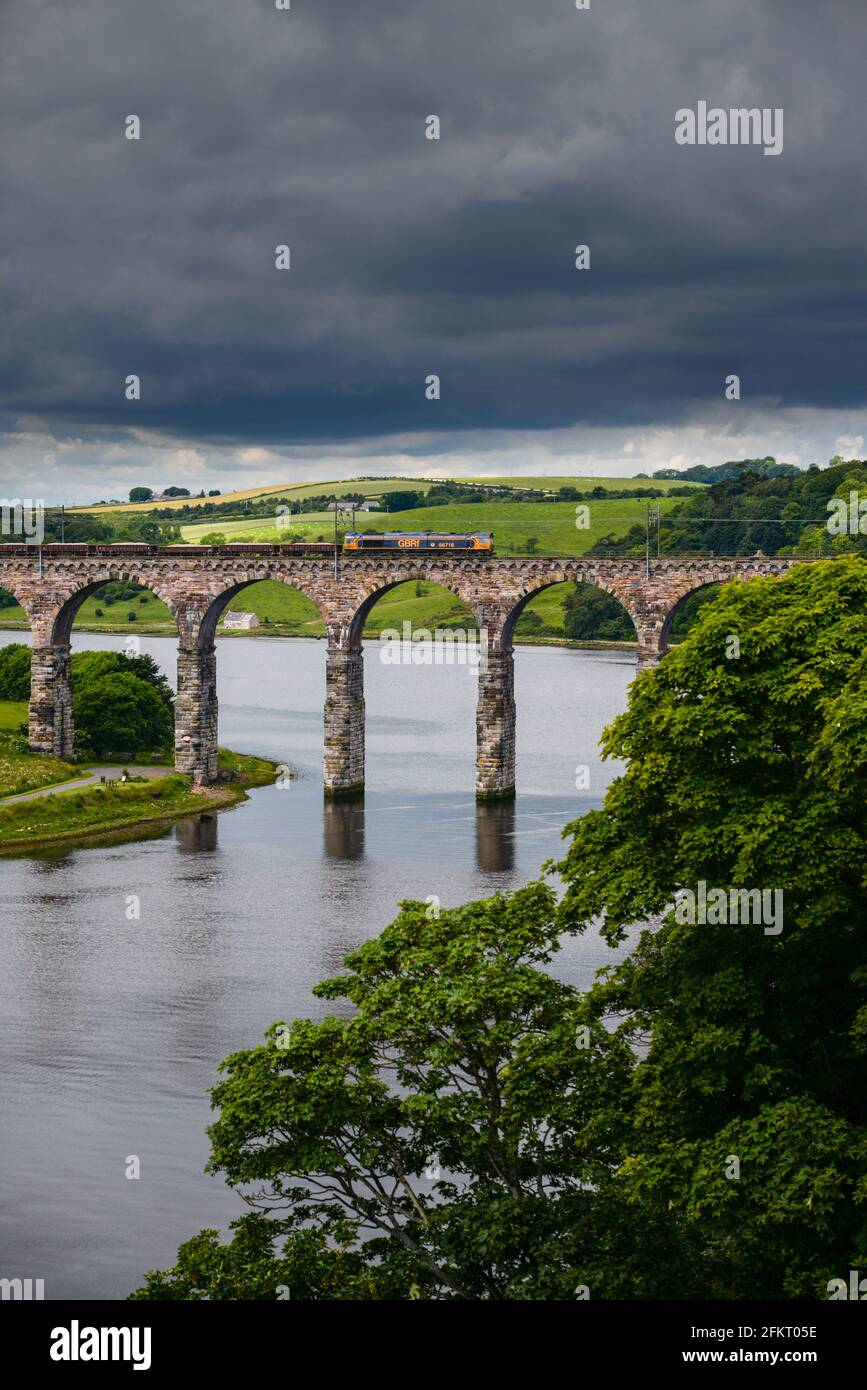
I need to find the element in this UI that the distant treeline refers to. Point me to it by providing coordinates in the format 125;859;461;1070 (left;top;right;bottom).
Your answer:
0;511;181;547
592;458;867;558
649;456;801;485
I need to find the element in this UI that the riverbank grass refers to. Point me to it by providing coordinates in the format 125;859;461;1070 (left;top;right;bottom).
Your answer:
0;702;81;798
0;748;279;850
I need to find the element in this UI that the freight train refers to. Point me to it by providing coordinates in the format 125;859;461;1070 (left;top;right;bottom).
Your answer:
0;533;495;557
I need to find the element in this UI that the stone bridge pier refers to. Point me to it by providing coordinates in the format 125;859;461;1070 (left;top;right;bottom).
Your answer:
323;629;365;797
475;611;517;800
29;639;74;758
175;641;219;785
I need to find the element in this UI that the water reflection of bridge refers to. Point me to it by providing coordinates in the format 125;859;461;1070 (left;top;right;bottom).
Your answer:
174;797;517;873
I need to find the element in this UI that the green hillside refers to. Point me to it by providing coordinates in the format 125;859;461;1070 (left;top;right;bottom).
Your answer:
180;497;682;552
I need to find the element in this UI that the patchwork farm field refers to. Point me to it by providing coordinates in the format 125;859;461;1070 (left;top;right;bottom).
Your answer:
70;473;701;515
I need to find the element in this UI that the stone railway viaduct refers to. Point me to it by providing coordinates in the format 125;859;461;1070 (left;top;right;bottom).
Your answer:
0;548;807;799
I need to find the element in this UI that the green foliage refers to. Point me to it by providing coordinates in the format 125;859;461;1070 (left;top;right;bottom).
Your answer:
562;586;634;642
133;558;867;1299
129;487;154;503
596;458;867;558
556;556;867;1296
381;490;422;512
73;672;172;757
129;1214;386;1301
668;585;720;640
0;644;31;700
653;457;800;484
69;651;174;757
132;882;705;1300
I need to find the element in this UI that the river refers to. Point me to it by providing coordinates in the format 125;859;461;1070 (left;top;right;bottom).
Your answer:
0;632;636;1299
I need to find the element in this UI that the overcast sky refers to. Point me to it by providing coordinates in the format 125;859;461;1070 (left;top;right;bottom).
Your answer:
2;0;866;502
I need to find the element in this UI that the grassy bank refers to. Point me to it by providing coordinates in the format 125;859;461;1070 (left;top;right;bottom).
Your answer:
0;702;82;798
0;748;279;852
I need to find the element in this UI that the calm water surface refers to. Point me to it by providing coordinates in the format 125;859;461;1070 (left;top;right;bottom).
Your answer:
0;632;636;1298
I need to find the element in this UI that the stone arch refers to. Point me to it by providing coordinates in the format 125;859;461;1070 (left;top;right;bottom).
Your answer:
49;571;179;644
346;569;481;647
172;571;334;788
29;571;181;763
500;572;639;646
0;573;33;627
659;580;724;654
195;572;330;648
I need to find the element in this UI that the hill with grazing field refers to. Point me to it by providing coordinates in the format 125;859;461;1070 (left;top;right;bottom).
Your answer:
180;496;684;552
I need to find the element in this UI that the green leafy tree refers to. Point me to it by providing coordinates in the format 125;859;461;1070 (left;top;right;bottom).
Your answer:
381;490;420;512
0;643;31;700
556;556;867;1297
129;487;154;503
131;882;702;1300
66;650;174;756
131;558;867;1300
71;650;174;711
73;670;172;757
563;586;634;642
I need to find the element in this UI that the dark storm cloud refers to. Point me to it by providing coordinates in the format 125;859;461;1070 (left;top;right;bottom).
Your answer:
2;0;866;448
